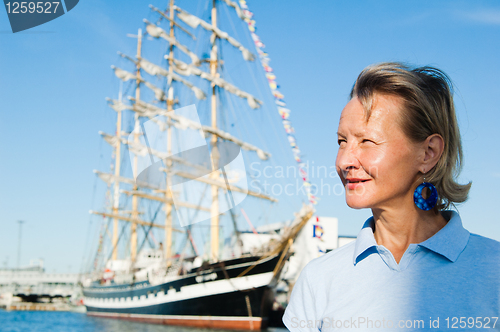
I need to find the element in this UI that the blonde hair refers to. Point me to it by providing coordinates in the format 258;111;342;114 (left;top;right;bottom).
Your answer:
350;62;471;210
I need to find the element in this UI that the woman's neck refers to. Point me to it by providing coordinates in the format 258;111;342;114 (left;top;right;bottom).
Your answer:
371;206;447;264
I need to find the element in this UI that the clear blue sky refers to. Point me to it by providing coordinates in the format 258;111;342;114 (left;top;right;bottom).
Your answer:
1;0;499;273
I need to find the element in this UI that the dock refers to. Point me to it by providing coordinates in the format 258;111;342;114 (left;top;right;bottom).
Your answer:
0;263;82;312
5;302;77;311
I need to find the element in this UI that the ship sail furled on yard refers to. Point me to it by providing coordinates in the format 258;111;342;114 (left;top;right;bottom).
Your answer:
82;0;314;330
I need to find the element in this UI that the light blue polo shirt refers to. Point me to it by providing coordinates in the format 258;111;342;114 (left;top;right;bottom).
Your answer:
283;211;500;331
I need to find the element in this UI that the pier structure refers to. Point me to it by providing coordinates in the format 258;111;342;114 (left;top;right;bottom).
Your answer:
0;262;81;311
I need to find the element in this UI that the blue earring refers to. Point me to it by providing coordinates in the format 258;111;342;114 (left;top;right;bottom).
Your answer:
414;180;438;211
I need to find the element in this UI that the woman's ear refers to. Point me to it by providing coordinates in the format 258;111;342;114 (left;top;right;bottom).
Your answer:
420;134;444;173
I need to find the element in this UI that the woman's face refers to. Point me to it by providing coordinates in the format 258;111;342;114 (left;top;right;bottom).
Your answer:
336;94;422;210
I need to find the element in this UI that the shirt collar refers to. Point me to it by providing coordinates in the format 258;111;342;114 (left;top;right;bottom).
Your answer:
418;210;470;262
353;210;470;265
353;216;377;265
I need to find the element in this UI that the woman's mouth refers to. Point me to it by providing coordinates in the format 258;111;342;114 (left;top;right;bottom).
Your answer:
346;178;370;190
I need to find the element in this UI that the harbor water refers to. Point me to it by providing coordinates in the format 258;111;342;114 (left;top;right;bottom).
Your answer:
0;310;288;332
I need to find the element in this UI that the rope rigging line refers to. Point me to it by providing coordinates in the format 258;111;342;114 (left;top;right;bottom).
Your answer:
215;23;299;215
135;198;164;257
236;0;318;206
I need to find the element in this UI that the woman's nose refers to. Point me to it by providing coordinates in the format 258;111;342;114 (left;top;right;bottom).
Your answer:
336;143;360;172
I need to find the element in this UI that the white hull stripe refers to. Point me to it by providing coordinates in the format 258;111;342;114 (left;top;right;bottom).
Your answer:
88;311;262;322
85;254;278;295
84;271;273;309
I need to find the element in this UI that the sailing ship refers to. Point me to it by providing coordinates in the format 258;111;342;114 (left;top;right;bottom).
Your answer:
82;0;314;330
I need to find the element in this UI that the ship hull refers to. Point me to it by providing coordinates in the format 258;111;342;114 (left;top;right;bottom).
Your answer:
83;254;281;330
87;286;270;330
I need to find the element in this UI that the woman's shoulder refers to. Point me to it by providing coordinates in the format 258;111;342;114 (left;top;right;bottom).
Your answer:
300;240;357;278
467;233;500;253
457;233;500;269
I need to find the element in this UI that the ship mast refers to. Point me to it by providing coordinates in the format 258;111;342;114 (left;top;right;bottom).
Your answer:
97;0;278;266
164;0;175;263
111;93;123;261
210;0;220;261
131;28;143;262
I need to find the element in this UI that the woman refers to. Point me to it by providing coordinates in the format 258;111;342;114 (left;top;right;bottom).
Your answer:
283;63;500;331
